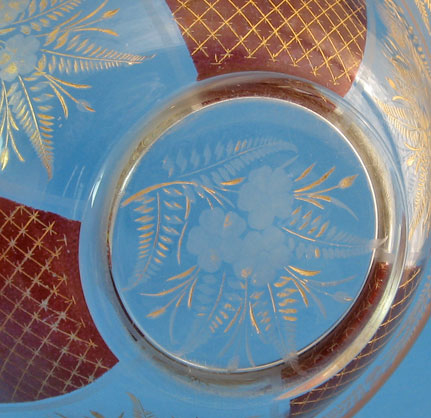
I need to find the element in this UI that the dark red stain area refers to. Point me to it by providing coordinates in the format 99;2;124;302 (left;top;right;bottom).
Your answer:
0;0;375;407
166;0;367;96
162;4;420;414
0;197;117;403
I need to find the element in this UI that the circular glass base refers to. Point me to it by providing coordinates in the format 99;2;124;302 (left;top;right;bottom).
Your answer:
106;74;403;385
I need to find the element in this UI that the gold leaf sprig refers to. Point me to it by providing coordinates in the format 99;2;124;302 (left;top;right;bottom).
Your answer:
0;0;151;176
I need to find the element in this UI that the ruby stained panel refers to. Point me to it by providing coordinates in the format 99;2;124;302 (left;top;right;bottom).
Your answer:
0;197;118;403
165;0;367;96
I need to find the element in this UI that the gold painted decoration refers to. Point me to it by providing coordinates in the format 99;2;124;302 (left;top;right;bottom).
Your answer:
0;0;150;177
111;93;379;372
414;0;431;34
123;163;362;367
376;0;431;238
285;1;431;414
0;196;118;402
288;264;421;416
165;0;367;96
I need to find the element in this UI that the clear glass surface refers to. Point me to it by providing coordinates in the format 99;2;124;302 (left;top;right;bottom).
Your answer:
0;1;430;417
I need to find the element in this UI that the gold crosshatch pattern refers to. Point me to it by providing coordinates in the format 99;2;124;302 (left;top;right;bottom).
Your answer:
166;0;367;95
0;198;117;402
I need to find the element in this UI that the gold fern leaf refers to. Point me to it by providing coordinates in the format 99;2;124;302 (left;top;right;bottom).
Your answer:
13;0;84;36
415;0;431;33
0;0;150;177
42;47;150;74
28;0;37;16
127;392;157;418
378;2;431;238
12;77;54;177
0;149;9;171
0;28;16;35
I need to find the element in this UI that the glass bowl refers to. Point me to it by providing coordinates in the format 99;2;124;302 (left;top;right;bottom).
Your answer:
0;1;430;417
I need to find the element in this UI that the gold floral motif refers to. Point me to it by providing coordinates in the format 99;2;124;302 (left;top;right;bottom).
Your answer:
378;0;431;238
120;135;374;367
0;0;150;177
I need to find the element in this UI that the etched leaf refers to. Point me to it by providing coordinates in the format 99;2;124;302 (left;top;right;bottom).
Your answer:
127;393;156;418
54;392;156;418
293;163;359;215
181;274;302;367
45;26;61;46
19;0;84;36
44;46;150;74
281;208;378;260
282;266;355;316
0;83;22;165
376;99;422;143
178;273;229;351
0;28;16;35
40;0;49;12
9;78;54;177
415;0;431;34
103;8;119;19
37;55;47;72
55;31;70;49
176;150;187;172
0;149;9;170
28;0;37;16
378;3;431;237
0;0;150;175
164;138;297;183
124;190;190;289
252;284;299;360
39;0;148;69
282;162;377;258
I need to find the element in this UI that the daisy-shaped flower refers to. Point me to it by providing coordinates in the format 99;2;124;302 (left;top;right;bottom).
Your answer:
0;34;40;82
0;0;29;28
233;226;291;287
186;208;246;273
238;165;293;230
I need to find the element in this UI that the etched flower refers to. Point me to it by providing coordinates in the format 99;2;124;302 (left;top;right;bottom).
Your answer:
0;0;29;28
238;165;293;230
186;208;246;273
233;226;290;287
0;34;40;82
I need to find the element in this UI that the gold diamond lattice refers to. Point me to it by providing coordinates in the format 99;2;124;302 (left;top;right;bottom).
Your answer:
167;0;366;94
0;198;117;403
